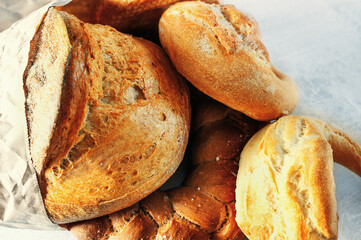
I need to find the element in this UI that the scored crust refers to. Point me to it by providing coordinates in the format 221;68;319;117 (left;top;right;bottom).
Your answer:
159;1;299;121
235;115;361;240
23;8;190;223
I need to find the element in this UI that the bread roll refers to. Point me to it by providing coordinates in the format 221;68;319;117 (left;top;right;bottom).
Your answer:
159;1;299;121
66;97;261;239
23;8;190;223
235;115;361;239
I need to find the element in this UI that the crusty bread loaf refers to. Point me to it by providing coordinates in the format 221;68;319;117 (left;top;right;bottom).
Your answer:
23;8;190;224
57;0;219;35
96;0;180;33
66;96;261;239
55;0;97;23
159;1;299;121
235;115;361;239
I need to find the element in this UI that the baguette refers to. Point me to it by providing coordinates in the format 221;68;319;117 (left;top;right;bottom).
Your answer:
23;8;190;223
235;115;361;239
159;1;299;121
66;96;261;239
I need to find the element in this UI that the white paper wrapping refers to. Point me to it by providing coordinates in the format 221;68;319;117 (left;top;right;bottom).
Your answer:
0;0;70;231
0;0;360;239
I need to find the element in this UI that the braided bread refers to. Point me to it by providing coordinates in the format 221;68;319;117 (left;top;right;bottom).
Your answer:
66;96;262;239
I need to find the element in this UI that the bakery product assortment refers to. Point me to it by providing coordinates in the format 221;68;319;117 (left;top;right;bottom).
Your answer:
18;0;361;239
159;1;299;121
235;116;361;239
23;8;190;223
66;96;261;240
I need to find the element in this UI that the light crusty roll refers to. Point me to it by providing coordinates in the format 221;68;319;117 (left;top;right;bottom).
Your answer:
235;115;361;240
159;1;299;121
66;96;262;240
23;8;190;224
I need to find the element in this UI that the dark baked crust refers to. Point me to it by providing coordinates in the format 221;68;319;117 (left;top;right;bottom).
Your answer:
55;0;98;23
56;0;219;35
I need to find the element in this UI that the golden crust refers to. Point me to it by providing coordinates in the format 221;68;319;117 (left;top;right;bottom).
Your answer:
64;216;112;240
235;115;361;240
24;8;190;223
159;1;299;121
